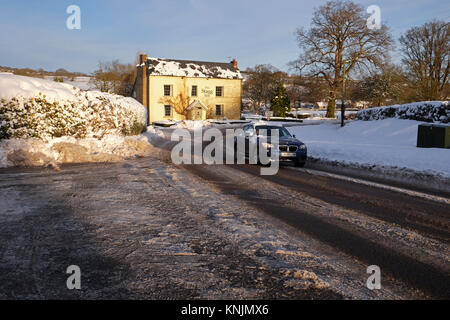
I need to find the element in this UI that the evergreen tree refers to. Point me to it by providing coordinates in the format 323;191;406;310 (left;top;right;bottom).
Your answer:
270;82;290;117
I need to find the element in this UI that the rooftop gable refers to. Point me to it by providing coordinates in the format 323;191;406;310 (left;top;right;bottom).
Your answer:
187;100;209;111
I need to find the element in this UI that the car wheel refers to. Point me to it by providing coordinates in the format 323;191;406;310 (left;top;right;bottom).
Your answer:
294;161;305;167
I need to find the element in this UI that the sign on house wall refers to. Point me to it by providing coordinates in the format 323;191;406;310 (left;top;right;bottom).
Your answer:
201;87;214;97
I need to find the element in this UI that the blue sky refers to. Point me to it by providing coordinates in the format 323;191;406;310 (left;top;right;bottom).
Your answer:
0;0;448;73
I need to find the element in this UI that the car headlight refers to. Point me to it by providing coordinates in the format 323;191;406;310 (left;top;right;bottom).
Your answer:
261;142;273;149
299;144;307;150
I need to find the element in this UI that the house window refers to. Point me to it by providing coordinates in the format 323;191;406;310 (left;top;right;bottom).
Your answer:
164;85;172;96
164;105;172;117
216;105;223;116
191;85;198;97
216;86;223;97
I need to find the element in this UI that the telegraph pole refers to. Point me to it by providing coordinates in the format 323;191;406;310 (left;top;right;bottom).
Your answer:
341;64;346;127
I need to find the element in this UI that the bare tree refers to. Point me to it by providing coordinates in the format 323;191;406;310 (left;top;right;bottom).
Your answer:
350;64;408;106
159;92;193;118
291;0;393;117
400;20;449;101
91;60;135;96
287;76;329;107
243;64;284;113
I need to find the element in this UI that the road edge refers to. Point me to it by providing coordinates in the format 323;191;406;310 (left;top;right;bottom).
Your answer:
306;157;450;197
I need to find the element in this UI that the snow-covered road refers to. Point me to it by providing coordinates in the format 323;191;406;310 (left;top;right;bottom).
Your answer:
0;146;448;299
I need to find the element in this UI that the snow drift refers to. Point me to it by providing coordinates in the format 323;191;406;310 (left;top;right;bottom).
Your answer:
356;101;449;123
0;74;151;168
0;135;153;168
0;74;147;141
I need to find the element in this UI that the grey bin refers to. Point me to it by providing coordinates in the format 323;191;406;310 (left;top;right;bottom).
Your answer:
417;123;450;148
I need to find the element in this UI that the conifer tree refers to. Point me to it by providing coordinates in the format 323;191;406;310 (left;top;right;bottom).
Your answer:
270;82;290;117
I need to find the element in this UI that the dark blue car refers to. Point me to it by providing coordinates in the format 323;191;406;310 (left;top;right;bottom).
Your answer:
236;124;307;167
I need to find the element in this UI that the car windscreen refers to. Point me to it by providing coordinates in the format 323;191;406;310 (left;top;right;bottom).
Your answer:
255;126;292;137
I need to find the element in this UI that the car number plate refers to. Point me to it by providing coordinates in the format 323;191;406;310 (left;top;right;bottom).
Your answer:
281;152;296;157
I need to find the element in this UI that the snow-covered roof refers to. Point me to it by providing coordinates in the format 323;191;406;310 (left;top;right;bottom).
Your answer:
141;57;242;80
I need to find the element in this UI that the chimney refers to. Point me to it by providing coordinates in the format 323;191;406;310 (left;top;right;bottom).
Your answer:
231;58;238;69
136;54;149;124
139;54;148;65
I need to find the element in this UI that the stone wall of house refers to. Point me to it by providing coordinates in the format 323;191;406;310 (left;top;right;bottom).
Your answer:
147;75;242;123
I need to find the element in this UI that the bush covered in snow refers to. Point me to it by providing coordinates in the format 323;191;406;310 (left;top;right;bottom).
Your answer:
356;101;449;123
0;74;147;141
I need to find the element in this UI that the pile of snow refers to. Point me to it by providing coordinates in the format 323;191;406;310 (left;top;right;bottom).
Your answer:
356;101;449;123
288;118;450;177
0;74;77;101
144;126;166;139
170;120;218;129
289;110;358;120
152;119;250;129
0;134;153;168
0;74;146;141
241;113;263;120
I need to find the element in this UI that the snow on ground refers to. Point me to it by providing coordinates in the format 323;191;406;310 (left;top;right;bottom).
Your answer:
43;76;95;91
0;134;152;168
241;112;264;120
242;110;357;122
150;118;320;132
144;126;165;138
153;119;250;130
292;110;358;120
0;74;77;101
288;118;450;177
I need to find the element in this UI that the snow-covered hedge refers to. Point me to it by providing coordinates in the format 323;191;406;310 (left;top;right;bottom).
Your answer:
0;74;147;141
356;101;449;123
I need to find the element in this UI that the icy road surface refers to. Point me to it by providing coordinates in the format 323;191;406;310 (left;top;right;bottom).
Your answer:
0;145;449;299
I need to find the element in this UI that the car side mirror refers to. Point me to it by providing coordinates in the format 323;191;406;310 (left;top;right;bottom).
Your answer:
293;135;297;138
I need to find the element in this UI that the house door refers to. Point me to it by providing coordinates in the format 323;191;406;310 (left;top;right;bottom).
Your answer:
193;107;203;120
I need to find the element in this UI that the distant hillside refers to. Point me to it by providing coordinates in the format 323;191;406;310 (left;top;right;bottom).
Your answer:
0;65;89;78
0;66;95;91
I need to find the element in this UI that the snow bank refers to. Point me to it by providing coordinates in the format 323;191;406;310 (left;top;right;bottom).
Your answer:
0;74;77;101
0;74;146;141
288;118;450;177
241;113;263;120
153;119;250;129
0;134;153;168
356;101;449;123
170;120;216;129
288;110;358;120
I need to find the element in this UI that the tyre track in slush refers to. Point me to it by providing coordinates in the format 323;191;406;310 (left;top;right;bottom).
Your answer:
182;163;450;298
236;164;450;242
